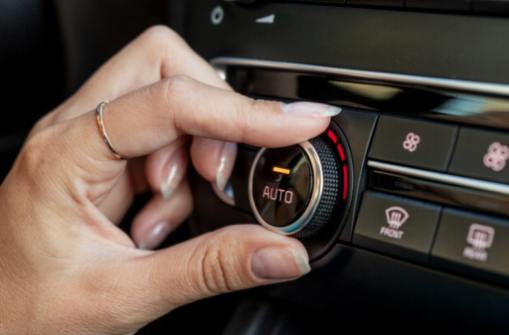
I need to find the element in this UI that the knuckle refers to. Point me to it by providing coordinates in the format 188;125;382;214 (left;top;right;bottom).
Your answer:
141;25;184;48
30;111;56;134
165;75;193;98
16;124;75;193
19;129;54;175
196;231;242;295
252;98;281;115
200;246;231;294
142;25;172;42
157;75;194;123
235;98;265;142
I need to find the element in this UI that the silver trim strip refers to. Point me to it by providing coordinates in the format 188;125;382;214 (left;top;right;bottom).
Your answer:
210;57;509;97
248;142;324;235
368;160;509;196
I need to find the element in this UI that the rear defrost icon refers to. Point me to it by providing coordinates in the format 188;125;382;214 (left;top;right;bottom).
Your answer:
463;223;495;262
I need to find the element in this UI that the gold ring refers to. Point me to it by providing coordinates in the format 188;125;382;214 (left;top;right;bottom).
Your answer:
95;101;126;160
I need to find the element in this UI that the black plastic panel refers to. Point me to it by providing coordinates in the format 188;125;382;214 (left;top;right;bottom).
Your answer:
407;0;471;11
267;244;509;332
221;66;509;130
186;1;509;84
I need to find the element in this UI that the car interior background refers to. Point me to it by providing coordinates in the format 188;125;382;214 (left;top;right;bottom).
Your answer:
2;0;509;333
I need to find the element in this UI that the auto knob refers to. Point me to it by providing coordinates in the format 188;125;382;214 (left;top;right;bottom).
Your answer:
248;135;346;238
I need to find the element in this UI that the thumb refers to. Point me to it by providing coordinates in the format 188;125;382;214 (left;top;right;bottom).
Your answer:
123;225;310;322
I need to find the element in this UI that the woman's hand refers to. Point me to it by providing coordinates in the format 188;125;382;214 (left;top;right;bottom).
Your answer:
0;26;339;334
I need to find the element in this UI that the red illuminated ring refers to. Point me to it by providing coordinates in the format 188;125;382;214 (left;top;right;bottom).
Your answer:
327;127;350;202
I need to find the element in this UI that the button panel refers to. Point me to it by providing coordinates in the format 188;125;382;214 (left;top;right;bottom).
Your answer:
432;209;509;279
449;128;509;184
363;118;509;286
369;115;458;171
354;191;441;263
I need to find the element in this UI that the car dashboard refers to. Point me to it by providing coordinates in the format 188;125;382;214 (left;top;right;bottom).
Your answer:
3;0;509;333
185;1;509;332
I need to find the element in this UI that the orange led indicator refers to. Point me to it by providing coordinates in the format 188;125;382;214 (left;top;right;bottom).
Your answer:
272;166;291;175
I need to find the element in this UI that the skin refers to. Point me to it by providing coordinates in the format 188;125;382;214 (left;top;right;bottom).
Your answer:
0;26;332;334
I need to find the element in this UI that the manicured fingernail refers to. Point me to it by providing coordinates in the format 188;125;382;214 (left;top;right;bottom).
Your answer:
251;246;311;280
160;149;188;200
216;142;237;191
282;101;342;118
138;221;173;250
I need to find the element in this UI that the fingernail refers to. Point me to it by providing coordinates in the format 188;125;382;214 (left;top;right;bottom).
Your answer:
282;101;342;118
216;142;237;191
251;246;311;280
160;149;188;200
138;221;173;250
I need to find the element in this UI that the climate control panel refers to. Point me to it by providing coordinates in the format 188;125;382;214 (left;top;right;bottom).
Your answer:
183;0;509;327
193;58;509;289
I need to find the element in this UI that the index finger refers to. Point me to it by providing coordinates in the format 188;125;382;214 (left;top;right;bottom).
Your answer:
69;75;340;162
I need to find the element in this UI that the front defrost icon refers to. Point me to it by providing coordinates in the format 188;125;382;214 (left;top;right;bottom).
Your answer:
380;206;410;240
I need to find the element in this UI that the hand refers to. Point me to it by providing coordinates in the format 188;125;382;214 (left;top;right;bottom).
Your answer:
0;26;340;334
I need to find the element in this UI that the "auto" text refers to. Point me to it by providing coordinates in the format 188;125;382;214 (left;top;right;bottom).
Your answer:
262;186;294;204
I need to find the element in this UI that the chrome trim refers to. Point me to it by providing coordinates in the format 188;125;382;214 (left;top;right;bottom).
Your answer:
368;160;509;196
210;57;509;97
248;142;324;235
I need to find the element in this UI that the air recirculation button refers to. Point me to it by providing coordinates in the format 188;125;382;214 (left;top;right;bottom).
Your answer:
248;131;349;238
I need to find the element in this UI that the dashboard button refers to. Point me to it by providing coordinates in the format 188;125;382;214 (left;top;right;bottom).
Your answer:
432;209;509;279
449;128;509;184
249;133;348;237
369;115;458;171
251;145;314;228
353;191;441;262
406;0;471;10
